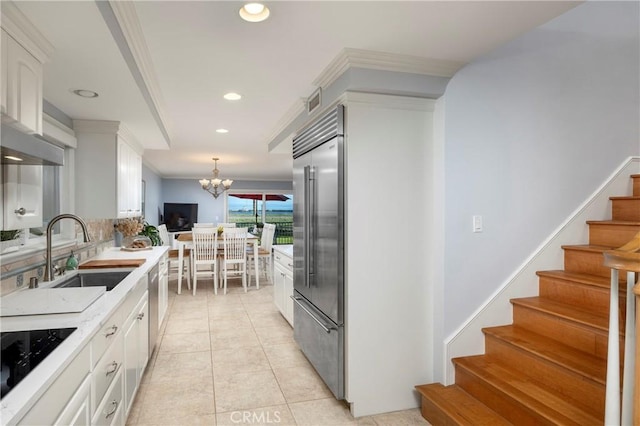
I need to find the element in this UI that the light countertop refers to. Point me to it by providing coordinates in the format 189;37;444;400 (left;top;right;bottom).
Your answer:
273;244;293;258
0;246;168;425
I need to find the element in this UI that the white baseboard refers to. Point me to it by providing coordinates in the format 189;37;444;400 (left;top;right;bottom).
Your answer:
443;156;640;385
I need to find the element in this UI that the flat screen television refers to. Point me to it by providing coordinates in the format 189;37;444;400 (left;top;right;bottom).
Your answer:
163;203;198;232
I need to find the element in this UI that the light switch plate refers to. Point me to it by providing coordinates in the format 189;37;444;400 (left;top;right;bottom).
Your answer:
473;215;483;233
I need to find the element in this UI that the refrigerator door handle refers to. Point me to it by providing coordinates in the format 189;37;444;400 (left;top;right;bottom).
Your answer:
292;296;335;333
304;165;315;288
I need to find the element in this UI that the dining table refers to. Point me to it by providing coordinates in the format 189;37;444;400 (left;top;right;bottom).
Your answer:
176;230;261;294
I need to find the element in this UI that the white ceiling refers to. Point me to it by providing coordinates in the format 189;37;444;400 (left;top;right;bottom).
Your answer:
13;1;579;182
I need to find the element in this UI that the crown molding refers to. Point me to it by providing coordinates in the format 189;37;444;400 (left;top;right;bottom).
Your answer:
72;119;143;153
106;1;172;143
72;119;121;135
0;1;54;63
313;48;464;89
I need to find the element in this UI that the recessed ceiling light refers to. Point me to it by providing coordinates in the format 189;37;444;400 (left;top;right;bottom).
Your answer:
4;155;23;162
72;89;99;98
239;3;270;22
223;92;242;101
216;129;229;134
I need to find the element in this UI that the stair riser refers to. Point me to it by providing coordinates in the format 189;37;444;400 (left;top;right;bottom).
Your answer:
538;277;626;316
455;365;557;425
512;305;610;359
588;223;640;247
563;249;610;278
633;175;640;197
419;396;454;426
484;336;605;417
611;198;640;221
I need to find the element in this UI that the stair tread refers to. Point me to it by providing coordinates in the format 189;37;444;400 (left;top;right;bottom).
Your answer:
454;356;602;425
482;325;606;384
511;297;609;331
536;269;626;288
609;195;640;200
586;219;640;226
416;383;512;425
561;244;614;251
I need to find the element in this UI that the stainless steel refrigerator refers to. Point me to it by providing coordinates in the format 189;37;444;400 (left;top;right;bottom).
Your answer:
292;105;345;399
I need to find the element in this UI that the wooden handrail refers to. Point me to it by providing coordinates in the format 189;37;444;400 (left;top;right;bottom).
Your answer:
603;231;640;273
602;231;640;425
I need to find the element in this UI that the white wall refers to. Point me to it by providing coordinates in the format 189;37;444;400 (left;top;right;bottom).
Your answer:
441;0;639;351
161;178;292;224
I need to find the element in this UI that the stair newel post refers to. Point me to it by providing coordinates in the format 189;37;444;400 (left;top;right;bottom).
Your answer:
634;281;640;425
605;268;621;425
603;231;640;426
621;271;636;425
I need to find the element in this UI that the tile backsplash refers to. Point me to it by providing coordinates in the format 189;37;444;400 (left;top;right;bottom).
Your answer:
0;218;118;296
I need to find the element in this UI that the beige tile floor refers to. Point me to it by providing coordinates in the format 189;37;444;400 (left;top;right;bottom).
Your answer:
125;275;429;426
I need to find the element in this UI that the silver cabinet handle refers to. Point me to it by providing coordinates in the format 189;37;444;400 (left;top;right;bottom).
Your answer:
105;361;118;376
137;312;145;320
105;325;118;337
105;400;118;419
14;207;26;215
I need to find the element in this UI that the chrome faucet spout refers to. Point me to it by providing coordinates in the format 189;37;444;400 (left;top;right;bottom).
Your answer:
44;214;91;282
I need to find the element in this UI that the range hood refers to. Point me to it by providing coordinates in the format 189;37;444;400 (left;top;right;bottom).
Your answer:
1;124;64;166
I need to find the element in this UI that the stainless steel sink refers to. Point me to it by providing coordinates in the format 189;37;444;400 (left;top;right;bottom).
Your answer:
54;271;131;291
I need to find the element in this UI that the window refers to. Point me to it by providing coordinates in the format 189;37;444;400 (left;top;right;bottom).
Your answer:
227;192;293;244
29;164;60;237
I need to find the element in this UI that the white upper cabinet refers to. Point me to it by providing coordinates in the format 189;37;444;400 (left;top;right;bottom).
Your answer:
1;3;53;135
74;120;143;219
1;164;43;229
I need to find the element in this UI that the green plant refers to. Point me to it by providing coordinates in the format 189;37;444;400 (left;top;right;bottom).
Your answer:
1;230;21;242
138;222;162;246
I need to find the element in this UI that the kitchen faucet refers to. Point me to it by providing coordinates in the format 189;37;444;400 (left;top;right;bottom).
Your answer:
44;214;91;282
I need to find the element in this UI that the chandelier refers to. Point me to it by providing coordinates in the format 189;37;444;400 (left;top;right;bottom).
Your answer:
199;157;233;199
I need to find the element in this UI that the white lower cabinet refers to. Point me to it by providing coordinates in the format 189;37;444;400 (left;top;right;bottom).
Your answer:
273;248;294;326
91;369;123;426
158;253;169;328
55;375;91;426
13;265;156;426
123;292;149;415
18;344;91;425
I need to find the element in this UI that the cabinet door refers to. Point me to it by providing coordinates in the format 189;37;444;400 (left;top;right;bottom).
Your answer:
123;312;138;413
55;375;91;426
1;30;8;115
129;150;141;217
117;139;130;218
4;32;43;134
273;262;285;315
123;295;149;415
3;164;43;229
284;272;294;326
137;299;149;376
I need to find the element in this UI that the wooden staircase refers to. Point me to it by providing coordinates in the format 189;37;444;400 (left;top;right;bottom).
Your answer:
416;174;640;425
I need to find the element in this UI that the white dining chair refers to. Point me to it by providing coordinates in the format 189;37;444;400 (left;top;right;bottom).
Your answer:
220;227;248;294
248;223;275;286
216;222;236;228
193;223;215;228
191;227;220;295
158;224;191;293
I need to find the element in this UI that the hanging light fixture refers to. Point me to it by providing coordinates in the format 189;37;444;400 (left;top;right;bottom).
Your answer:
199;157;233;199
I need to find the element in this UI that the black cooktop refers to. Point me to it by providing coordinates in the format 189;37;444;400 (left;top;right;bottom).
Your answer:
1;327;76;399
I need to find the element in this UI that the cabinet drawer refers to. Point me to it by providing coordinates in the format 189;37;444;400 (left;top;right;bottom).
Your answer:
274;252;293;273
91;307;123;368
92;330;124;412
92;369;123;426
18;344;90;426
